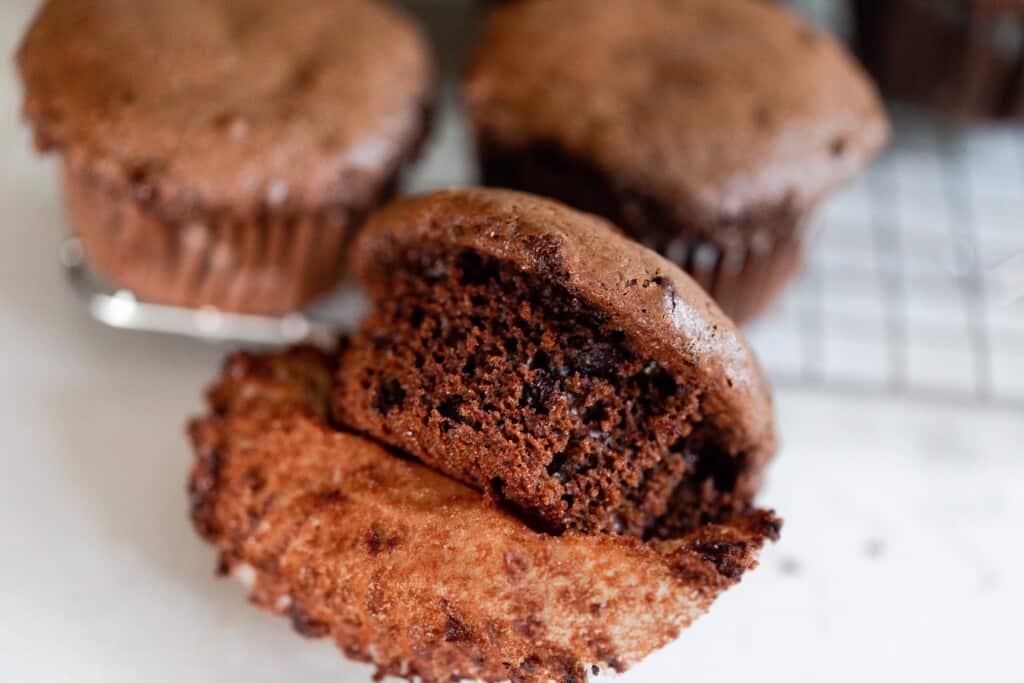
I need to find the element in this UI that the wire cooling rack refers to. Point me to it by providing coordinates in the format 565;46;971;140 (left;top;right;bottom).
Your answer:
744;112;1024;411
741;0;1024;411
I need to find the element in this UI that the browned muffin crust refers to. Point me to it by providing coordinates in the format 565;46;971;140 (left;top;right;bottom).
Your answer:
464;0;889;321
333;189;775;536
854;0;1024;119
466;0;888;237
189;346;780;683
17;0;435;313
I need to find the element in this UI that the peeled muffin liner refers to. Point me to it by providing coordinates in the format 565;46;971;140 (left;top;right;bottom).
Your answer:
853;0;1024;119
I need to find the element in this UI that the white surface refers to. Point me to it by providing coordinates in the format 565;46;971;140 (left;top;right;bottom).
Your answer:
2;1;1024;682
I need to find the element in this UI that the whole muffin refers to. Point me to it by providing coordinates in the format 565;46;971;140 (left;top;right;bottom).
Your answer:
853;0;1024;118
333;189;776;537
17;0;435;314
464;0;889;322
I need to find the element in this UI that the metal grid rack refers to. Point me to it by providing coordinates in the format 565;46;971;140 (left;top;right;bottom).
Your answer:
744;112;1024;410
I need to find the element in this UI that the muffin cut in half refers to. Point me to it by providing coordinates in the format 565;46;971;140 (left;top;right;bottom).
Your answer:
464;0;890;322
17;0;435;314
333;189;776;538
190;346;780;683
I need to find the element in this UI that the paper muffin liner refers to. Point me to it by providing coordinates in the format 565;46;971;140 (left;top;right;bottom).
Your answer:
659;221;810;325
853;0;1024;119
59;158;392;316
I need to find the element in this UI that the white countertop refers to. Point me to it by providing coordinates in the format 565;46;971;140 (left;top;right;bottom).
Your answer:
2;2;1022;681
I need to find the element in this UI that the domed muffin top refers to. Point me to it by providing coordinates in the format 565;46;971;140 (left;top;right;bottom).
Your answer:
466;0;889;225
18;0;434;210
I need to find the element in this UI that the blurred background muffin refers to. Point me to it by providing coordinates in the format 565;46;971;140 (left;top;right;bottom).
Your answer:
853;0;1024;119
17;0;435;314
464;0;889;323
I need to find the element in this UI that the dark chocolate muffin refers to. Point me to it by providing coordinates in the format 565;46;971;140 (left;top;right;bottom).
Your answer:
464;0;889;322
189;345;780;683
333;188;776;537
17;0;435;314
853;0;1024;118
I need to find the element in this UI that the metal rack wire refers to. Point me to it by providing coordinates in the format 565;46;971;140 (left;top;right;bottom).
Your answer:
733;0;1021;411
744;111;1024;410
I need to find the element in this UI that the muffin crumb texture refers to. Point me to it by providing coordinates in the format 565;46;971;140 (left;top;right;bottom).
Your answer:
335;244;758;537
333;189;775;540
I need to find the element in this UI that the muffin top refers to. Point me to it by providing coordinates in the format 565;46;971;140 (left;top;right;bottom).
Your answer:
351;188;776;460
466;0;889;225
17;0;434;211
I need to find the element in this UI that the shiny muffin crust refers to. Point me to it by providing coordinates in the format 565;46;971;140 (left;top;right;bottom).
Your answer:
189;346;780;683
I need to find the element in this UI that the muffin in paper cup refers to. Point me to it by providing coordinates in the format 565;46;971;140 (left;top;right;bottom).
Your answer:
17;0;435;314
465;0;889;323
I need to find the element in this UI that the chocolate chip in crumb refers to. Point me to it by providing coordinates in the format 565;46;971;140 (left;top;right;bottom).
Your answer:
574;342;623;379
528;349;551;372
444;613;471;642
582;402;609;425
519;382;549;415
372;379;405;414
458;250;499;286
437;395;464;423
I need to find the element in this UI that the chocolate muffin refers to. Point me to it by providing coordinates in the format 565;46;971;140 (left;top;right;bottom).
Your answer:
332;189;776;537
17;0;435;314
464;0;889;322
190;345;780;683
853;0;1024;118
